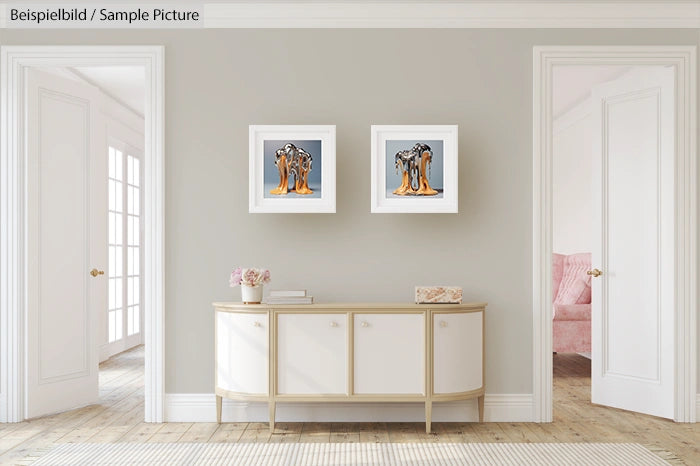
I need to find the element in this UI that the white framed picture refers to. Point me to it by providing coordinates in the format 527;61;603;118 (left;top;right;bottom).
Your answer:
249;125;336;213
371;125;458;213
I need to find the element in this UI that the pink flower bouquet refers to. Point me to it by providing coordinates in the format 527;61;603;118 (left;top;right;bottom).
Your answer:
230;267;271;287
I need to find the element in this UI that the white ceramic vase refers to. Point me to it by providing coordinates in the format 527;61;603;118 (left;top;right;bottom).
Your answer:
241;285;263;304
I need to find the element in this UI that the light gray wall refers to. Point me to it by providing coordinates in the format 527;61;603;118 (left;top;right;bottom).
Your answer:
1;29;698;396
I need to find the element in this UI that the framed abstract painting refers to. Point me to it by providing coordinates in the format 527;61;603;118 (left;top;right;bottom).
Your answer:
249;125;336;213
371;125;458;213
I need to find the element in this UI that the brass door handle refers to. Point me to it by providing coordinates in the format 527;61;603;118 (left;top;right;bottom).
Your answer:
587;268;603;277
90;268;105;277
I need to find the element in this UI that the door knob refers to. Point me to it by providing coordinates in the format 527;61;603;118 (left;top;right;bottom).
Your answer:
90;268;105;277
587;268;603;277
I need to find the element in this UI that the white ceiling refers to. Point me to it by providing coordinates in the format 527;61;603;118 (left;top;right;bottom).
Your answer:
552;65;632;118
72;66;145;117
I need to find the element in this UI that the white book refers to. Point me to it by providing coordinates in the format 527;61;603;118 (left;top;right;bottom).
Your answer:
264;296;314;304
265;296;313;301
269;290;307;297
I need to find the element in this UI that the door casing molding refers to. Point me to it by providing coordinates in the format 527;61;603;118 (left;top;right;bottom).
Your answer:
0;45;165;422
532;45;697;422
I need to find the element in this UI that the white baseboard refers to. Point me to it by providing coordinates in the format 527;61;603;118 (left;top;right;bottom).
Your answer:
165;393;533;423
696;394;700;422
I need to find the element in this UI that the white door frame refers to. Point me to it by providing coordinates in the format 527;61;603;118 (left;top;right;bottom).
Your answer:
0;46;165;423
532;46;697;422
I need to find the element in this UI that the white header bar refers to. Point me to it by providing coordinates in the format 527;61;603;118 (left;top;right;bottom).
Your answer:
1;2;699;29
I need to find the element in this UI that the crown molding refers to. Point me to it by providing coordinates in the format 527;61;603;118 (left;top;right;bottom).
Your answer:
202;2;700;29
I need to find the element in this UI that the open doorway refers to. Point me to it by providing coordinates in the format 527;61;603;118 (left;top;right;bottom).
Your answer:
23;65;145;419
0;46;164;424
551;65;632;414
552;63;677;419
533;46;697;423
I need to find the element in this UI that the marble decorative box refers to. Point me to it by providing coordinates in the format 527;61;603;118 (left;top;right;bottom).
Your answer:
415;286;463;304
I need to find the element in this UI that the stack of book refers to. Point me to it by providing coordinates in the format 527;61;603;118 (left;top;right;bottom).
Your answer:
263;290;314;304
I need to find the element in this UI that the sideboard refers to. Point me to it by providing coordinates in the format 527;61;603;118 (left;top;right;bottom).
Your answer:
213;302;486;433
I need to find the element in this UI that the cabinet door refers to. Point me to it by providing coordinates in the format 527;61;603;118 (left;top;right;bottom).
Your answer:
433;311;483;394
354;313;424;394
277;313;347;394
216;311;268;394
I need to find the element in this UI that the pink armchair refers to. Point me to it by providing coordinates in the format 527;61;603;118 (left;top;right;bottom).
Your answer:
552;253;591;353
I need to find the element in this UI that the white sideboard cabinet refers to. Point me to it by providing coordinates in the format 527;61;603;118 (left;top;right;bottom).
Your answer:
213;302;486;433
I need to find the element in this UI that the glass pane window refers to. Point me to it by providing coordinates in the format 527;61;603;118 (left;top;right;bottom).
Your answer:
126;154;141;336
108;146;123;343
115;182;123;213
115;150;123;181
108;146;143;343
133;158;140;187
128;186;140;216
109;147;115;179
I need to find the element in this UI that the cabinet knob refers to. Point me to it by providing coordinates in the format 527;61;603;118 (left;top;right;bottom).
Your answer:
253;321;261;327
361;321;369;328
329;321;338;328
440;321;448;328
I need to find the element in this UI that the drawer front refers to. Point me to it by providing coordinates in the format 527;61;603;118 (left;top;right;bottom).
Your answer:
354;313;424;395
277;313;347;395
216;311;268;395
433;311;483;394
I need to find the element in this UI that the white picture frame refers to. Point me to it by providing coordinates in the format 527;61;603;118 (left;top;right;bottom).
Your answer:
249;125;336;213
371;125;458;213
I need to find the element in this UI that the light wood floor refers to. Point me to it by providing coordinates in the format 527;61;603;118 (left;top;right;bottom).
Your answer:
1;348;698;465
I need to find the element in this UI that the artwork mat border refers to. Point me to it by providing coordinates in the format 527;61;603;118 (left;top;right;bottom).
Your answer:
371;125;458;213
249;125;336;213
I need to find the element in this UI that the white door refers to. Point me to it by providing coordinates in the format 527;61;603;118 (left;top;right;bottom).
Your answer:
26;69;105;418
277;314;346;394
354;313;424;394
590;66;675;419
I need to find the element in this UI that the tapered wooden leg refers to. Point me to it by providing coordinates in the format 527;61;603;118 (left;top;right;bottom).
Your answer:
425;400;432;433
269;401;276;432
478;395;484;423
216;395;222;424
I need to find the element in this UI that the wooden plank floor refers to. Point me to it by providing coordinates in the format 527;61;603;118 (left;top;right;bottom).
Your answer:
1;348;698;464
